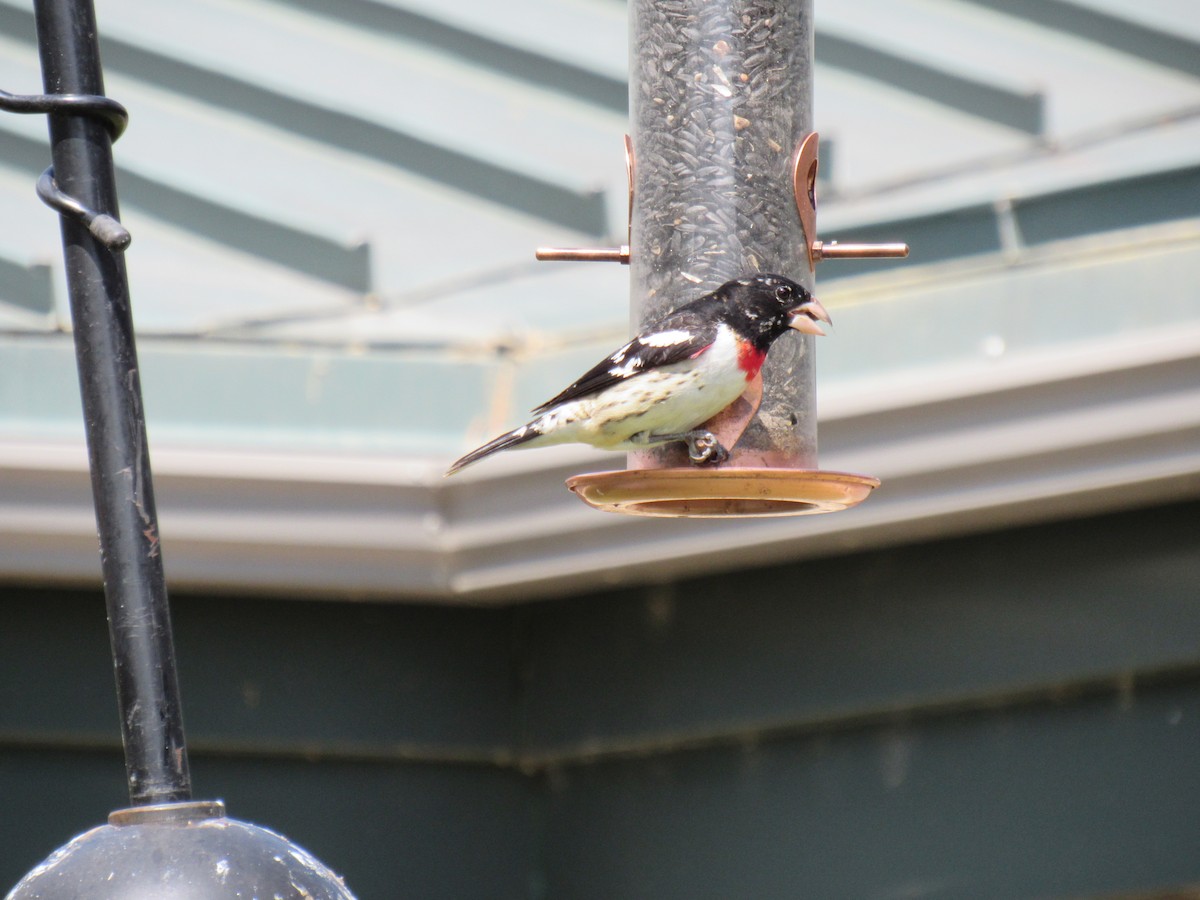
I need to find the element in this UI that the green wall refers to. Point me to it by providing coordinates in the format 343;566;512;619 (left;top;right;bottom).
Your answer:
3;499;1199;898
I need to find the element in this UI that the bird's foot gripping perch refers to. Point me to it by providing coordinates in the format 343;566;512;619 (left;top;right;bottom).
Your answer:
640;429;730;466
685;431;729;465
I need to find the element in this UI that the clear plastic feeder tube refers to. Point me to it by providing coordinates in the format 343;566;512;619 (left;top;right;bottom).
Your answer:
630;0;816;468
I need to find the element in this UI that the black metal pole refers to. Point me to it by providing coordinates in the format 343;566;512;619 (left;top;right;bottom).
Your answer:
33;0;191;806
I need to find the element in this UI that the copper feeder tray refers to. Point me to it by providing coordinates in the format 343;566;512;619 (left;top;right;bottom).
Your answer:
566;468;880;518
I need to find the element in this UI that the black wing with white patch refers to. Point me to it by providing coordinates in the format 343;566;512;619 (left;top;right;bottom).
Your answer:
531;307;719;414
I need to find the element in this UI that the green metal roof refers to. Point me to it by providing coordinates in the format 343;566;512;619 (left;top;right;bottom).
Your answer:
1;0;1198;600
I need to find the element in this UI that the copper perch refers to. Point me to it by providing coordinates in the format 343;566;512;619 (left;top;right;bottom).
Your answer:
534;135;634;265
793;132;909;270
812;241;909;261
535;246;630;263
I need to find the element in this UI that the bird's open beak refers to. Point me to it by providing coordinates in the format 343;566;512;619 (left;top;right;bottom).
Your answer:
788;298;832;336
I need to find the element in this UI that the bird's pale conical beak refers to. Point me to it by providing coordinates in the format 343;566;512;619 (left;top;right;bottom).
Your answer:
788;298;832;336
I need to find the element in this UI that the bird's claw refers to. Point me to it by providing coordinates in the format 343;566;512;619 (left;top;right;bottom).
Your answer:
633;429;730;465
686;431;729;466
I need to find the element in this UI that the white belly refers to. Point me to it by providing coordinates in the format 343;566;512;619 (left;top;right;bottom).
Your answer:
532;326;750;451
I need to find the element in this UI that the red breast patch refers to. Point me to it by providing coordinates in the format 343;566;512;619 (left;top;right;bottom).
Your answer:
737;342;767;381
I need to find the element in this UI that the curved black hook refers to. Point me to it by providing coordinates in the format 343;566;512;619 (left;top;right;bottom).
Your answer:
0;88;128;139
37;166;130;250
0;88;130;249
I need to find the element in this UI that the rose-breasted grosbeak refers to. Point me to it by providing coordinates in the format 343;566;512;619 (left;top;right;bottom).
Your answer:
445;273;830;476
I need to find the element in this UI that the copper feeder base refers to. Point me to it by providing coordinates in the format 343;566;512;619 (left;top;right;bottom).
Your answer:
566;468;880;518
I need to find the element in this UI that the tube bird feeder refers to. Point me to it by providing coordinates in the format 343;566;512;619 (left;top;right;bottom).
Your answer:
540;0;906;516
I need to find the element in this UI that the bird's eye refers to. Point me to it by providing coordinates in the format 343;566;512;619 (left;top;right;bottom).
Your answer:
774;285;792;301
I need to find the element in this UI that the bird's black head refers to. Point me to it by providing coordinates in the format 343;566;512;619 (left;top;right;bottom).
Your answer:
716;274;831;349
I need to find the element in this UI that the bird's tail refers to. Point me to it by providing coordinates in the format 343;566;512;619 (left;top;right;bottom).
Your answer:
445;423;542;476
